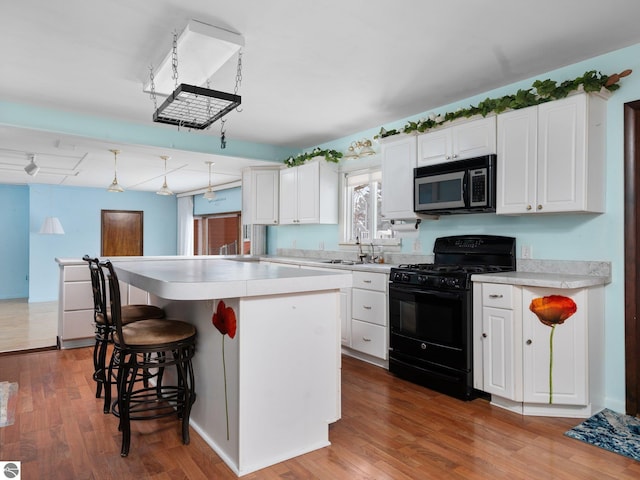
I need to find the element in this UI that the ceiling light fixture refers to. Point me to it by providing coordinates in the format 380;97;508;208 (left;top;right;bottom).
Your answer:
156;155;174;196
203;161;216;201
24;154;40;176
147;20;244;130
343;139;376;159
107;149;124;193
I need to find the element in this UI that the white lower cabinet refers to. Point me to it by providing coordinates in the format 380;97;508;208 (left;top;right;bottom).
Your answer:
474;281;604;417
344;271;389;365
57;260;156;349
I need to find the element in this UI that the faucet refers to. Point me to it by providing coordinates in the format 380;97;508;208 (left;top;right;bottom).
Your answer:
356;236;368;263
369;243;379;263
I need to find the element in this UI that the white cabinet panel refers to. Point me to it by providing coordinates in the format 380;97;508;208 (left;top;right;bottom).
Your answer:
418;116;496;166
351;319;387;359
352;289;386;326
63;281;93;311
496;93;605;215
62;309;95;340
279;160;338;224
381;135;418;220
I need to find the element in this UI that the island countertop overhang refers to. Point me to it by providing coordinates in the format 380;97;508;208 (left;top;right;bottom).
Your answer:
110;257;353;300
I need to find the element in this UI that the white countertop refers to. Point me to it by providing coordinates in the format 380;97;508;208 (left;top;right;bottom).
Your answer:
260;256;394;273
471;271;610;289
110;257;352;300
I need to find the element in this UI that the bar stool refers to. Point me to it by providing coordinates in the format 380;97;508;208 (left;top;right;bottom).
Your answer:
83;255;166;413
101;260;197;457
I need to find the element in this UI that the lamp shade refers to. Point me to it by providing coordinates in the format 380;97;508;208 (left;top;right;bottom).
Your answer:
39;216;65;235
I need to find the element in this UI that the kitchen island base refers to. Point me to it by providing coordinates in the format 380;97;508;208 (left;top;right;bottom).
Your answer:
158;290;340;476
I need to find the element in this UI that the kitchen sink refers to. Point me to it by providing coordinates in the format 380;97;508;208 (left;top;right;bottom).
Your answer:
321;259;359;265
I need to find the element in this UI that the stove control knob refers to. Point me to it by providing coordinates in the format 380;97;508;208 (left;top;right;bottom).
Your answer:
417;275;426;285
401;273;411;283
445;278;458;288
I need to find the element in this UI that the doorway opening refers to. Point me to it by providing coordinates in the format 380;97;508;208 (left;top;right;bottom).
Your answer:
193;212;248;255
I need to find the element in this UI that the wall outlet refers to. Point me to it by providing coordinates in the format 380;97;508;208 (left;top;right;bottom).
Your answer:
413;239;422;253
318;241;324;250
521;245;532;259
292;239;297;249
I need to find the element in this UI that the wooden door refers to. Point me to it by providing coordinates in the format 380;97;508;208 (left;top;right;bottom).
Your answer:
624;99;640;416
101;210;143;256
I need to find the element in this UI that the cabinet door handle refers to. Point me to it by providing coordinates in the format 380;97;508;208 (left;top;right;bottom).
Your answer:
363;305;372;310
537;205;543;210
363;280;372;284
482;333;487;338
526;339;532;345
362;337;372;342
488;294;503;298
526;205;532;211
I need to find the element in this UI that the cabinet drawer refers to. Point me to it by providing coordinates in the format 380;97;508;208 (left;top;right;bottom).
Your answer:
352;271;387;291
62;309;95;340
64;264;90;282
63;281;94;311
482;283;513;309
351;319;387;359
352;288;386;326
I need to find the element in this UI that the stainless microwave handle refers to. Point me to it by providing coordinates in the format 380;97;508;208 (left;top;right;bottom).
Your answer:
462;169;469;206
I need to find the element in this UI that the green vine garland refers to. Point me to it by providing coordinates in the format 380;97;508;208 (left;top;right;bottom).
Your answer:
283;147;343;167
378;69;632;138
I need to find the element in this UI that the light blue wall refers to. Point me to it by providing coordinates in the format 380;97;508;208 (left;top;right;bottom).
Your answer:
27;184;178;302
265;43;640;413
193;186;242;215
0;185;29;299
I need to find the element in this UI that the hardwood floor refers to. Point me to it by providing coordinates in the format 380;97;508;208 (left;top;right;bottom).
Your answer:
0;348;638;479
0;299;58;354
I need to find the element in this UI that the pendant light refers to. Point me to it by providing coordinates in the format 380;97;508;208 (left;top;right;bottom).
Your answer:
156;155;174;195
107;149;124;192
203;161;216;201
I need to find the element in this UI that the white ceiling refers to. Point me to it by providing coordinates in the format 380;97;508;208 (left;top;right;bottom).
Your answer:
2;0;640;194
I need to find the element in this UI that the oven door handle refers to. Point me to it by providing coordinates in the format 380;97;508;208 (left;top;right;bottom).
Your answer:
389;284;464;300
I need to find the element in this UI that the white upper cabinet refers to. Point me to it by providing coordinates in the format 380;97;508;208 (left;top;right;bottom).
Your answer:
381;134;418;220
242;167;280;225
417;116;496;166
497;92;606;215
279;159;338;224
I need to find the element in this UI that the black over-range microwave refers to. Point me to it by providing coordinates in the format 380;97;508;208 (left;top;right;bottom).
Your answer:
414;154;496;215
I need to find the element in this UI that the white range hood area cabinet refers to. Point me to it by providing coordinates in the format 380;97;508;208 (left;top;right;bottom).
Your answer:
496;92;606;215
417;116;497;166
380;116;497;222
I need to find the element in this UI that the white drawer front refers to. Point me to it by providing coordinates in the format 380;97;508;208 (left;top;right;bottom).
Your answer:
352;271;387;291
63;281;94;311
62;309;95;339
64;264;90;282
352;288;386;326
482;283;513;309
351;319;387;359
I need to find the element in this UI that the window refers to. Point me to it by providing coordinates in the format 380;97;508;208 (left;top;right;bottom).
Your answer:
343;169;395;243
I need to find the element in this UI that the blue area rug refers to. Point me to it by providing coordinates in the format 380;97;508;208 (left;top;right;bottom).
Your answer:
565;408;640;461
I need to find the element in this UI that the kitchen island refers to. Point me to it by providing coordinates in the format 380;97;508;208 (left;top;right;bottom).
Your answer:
111;257;352;476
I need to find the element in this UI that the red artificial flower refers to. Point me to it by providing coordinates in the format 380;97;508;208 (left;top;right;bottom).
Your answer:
212;300;237;339
529;295;577;327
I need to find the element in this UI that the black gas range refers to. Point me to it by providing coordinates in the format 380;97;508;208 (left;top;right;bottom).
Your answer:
388;235;516;400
